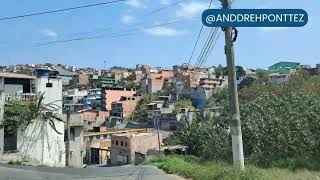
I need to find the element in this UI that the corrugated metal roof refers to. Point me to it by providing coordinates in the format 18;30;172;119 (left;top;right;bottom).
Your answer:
0;73;36;79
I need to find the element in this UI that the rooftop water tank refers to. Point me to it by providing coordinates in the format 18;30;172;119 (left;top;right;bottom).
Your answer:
36;69;50;78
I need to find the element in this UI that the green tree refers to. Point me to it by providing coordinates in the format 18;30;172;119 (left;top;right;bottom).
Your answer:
235;66;246;79
256;69;269;80
129;90;169;121
1;95;64;134
238;76;255;90
216;65;246;79
214;64;225;77
178;112;231;160
173;99;193;113
174;70;320;164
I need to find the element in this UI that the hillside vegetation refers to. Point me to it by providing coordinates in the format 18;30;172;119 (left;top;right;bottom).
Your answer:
155;70;320;179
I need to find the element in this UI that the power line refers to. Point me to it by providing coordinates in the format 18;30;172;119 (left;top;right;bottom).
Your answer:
194;28;215;67
187;25;204;65
48;0;188;41
37;18;196;46
198;30;222;67
144;0;187;16
0;0;127;21
192;0;236;68
187;0;213;65
194;27;219;68
37;32;139;46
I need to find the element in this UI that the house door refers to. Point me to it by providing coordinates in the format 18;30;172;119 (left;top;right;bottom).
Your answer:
4;127;17;151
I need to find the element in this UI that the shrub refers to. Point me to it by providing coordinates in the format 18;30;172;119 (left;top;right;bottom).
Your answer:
175;71;320;170
8;160;22;165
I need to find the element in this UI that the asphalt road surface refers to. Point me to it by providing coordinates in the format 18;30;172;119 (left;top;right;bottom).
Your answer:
0;164;184;180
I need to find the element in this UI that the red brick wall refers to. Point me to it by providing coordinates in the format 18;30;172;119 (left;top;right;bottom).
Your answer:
99;111;110;119
82;111;98;122
104;89;137;111
119;97;140;117
82;111;109;122
131;134;162;154
100;126;107;132
160;70;174;80
78;74;89;85
146;73;162;79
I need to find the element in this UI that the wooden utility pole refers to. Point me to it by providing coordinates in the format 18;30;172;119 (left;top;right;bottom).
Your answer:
220;0;245;170
65;110;70;166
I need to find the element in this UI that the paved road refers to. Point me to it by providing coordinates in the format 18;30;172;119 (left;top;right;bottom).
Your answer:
0;164;183;180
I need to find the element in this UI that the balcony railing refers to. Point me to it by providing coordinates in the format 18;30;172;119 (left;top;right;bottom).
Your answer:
5;93;38;102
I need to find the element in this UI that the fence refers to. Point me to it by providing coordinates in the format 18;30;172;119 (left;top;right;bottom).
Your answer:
5;93;37;102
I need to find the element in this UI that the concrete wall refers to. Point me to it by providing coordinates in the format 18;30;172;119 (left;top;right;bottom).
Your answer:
147;78;163;94
110;133;161;165
15;77;66;167
3;84;23;94
69;126;84;167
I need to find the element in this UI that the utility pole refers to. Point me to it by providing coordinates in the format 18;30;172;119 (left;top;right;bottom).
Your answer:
220;0;245;170
0;87;4;153
156;113;161;154
65;110;70;166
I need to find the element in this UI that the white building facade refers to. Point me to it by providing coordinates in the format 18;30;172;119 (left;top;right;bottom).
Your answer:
0;72;66;167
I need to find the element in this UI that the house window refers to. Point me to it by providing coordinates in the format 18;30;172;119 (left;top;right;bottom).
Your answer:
89;136;93;141
96;135;100;139
103;135;108;139
121;141;124;146
116;140;118;145
46;83;53;87
70;128;75;141
112;140;114;145
125;142;128;147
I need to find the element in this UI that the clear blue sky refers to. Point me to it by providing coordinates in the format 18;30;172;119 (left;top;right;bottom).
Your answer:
0;0;319;69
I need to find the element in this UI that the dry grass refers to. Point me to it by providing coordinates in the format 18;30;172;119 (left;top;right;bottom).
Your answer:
147;155;320;180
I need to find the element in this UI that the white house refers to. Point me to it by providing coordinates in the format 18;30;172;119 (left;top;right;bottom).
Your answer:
0;71;65;167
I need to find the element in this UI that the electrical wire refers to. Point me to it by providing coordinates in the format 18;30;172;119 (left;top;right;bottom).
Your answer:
195;27;219;68
144;0;187;16
194;28;216;68
37;18;197;46
187;0;214;65
198;30;222;67
0;0;127;21
36;0;189;41
193;0;236;68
